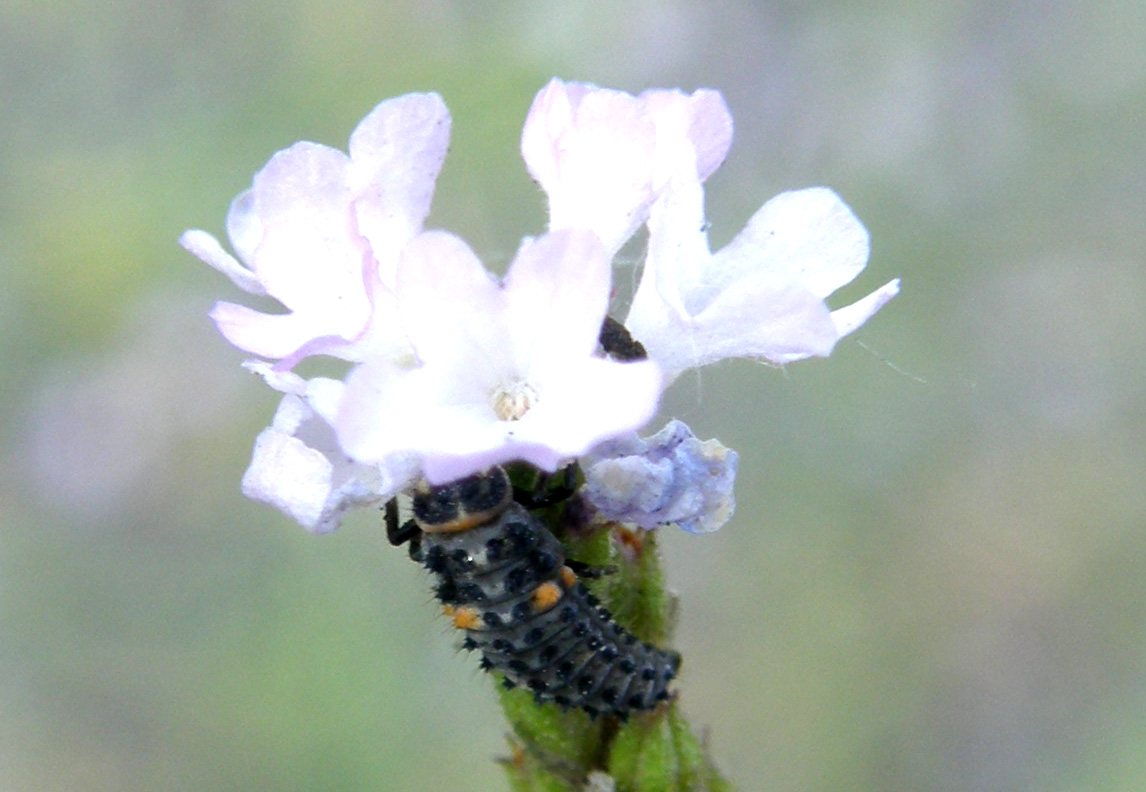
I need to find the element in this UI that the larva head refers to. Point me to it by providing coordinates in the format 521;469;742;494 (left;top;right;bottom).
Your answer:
412;468;512;533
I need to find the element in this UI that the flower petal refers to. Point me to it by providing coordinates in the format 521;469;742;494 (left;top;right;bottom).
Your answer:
336;226;663;485
629;262;838;378
685;273;837;365
242;413;339;531
242;359;308;396
583;419;738;533
335;359;496;470
248;142;372;338
349;92;451;289
242;394;418;533
209;300;338;361
179;229;266;296
831;278;901;338
396;231;507;376
337;355;661;485
225;188;263;266
642;87;733;186
628;172;892;379
503;229;611;369
515;356;662;461
720;187;870;300
521;79;660;253
683;90;734;182
185;94;455;368
521;79;735;256
627;167;712;328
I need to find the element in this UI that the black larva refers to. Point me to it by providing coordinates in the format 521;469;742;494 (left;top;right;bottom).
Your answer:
387;467;680;719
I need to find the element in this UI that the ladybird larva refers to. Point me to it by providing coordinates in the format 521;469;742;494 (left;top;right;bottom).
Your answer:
388;467;680;719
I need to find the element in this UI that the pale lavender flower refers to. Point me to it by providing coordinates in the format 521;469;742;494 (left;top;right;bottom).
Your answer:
583;420;738;534
334;228;662;484
238;364;418;533
626;172;899;384
521;79;897;385
521;78;732;254
185;80;898;535
180;92;451;368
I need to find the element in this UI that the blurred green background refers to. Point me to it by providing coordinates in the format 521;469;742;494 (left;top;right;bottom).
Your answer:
3;1;1145;790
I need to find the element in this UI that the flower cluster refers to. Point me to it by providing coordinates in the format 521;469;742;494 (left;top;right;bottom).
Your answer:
182;79;897;533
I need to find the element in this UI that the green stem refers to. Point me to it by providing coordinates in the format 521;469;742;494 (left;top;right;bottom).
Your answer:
498;520;734;792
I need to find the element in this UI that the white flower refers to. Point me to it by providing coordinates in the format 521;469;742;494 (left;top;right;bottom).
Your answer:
521;78;733;255
521;79;898;385
180;92;451;367
185;79;900;534
627;173;900;383
334;228;663;484
239;364;418;533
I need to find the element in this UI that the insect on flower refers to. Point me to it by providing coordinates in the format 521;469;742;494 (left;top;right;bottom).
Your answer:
386;466;680;720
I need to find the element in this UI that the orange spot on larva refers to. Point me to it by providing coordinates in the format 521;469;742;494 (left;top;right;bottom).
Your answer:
451;606;481;630
531;581;563;611
559;565;577;588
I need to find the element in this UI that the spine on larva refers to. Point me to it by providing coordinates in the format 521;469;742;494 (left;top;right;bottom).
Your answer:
409;471;680;719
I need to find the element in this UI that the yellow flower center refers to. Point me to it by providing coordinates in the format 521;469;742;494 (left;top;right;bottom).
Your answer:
491;379;538;421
